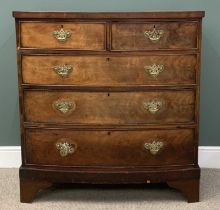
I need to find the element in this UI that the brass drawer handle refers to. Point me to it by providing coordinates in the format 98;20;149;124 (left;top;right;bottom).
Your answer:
144;26;164;43
144;141;164;155
53;26;72;43
53;64;73;78
144;64;164;78
52;100;76;115
143;99;163;114
56;141;76;157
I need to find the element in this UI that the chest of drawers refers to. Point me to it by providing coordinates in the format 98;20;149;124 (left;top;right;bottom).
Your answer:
13;11;205;203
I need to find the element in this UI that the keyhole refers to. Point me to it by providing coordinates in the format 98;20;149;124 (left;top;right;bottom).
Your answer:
61;24;64;28
107;132;111;136
106;57;110;61
107;93;110;96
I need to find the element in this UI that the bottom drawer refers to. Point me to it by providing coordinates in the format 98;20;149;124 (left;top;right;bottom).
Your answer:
25;128;195;167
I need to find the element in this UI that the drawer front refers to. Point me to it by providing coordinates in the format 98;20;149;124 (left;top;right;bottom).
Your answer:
24;90;195;124
111;22;198;50
20;22;106;50
22;55;196;85
25;129;195;166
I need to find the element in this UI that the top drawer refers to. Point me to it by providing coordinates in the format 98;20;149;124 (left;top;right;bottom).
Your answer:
111;22;198;51
20;22;106;50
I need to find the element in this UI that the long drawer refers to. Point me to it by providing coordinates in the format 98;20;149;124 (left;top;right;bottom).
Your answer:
25;128;195;166
20;22;106;50
24;90;195;125
111;22;198;50
22;55;197;85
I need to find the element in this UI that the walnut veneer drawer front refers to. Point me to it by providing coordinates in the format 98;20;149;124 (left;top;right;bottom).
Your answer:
24;90;195;124
111;22;198;50
25;129;195;166
20;22;105;50
22;55;196;85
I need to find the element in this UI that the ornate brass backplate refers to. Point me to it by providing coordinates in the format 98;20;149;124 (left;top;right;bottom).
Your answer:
143;99;164;114
56;140;77;157
53;64;73;78
144;27;164;43
53;27;72;43
144;64;164;78
144;140;164;155
52;99;76;115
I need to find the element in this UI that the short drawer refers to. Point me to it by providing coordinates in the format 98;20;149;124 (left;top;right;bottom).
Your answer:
20;22;106;50
25;128;195;166
24;90;195;125
22;54;197;85
111;22;198;50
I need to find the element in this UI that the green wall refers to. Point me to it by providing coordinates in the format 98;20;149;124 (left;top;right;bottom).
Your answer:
0;0;219;146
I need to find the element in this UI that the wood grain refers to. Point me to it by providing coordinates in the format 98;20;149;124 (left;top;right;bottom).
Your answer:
20;22;106;50
13;11;205;19
20;178;52;203
167;179;199;203
20;166;200;184
111;22;198;50
24;90;195;125
25;128;195;166
22;55;197;85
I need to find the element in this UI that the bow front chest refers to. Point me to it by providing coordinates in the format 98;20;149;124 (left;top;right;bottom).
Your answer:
13;11;205;203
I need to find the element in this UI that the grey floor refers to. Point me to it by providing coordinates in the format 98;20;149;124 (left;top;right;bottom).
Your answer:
0;168;220;210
